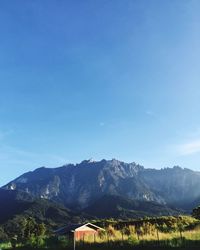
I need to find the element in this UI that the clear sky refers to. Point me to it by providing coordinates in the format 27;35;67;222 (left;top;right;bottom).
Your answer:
0;0;200;186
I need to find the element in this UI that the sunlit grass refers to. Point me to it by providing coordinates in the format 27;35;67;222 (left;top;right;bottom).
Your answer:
81;227;200;245
1;216;200;249
0;242;12;249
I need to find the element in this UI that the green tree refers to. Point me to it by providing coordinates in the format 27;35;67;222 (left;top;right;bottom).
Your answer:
192;206;200;219
0;227;8;242
24;217;37;239
4;216;27;240
4;216;47;247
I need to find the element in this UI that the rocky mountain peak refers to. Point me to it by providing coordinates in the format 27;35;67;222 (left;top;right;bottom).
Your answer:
2;159;200;210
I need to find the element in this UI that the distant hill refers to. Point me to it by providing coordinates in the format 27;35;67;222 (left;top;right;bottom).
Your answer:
0;189;83;227
2;159;200;215
84;195;181;219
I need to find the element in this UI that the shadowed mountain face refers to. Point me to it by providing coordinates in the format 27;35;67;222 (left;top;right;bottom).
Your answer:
2;159;200;211
0;189;33;223
83;195;181;219
0;189;82;226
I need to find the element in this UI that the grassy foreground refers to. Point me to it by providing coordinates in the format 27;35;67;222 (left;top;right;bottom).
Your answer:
1;216;200;250
2;230;200;250
4;240;200;250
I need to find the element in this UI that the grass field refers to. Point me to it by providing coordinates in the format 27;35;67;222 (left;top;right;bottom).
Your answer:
2;229;200;250
1;216;200;250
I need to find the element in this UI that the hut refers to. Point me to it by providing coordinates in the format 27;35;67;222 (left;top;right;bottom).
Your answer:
55;222;104;241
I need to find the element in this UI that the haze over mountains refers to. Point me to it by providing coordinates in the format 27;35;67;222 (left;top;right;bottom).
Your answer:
1;159;200;221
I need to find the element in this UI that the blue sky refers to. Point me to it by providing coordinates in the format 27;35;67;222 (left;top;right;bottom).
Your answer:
0;0;200;186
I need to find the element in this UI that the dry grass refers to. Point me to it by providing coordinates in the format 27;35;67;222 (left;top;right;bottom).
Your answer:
81;227;200;244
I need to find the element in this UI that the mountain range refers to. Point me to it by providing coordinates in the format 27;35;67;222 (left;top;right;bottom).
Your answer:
1;159;200;222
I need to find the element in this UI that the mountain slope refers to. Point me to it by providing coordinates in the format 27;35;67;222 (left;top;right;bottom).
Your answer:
84;195;181;219
139;166;200;209
3;159;200;211
0;189;83;227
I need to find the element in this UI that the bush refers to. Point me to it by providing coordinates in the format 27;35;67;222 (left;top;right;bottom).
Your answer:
192;206;200;220
45;236;70;248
